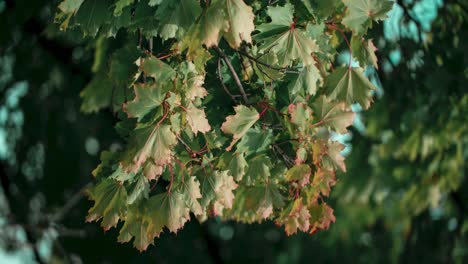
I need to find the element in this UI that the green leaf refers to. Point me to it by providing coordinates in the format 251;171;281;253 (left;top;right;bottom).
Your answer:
324;67;376;109
311;96;355;133
141;57;176;82
124;83;168;121
56;0;84;30
179;0;255;58
117;203;153;252
286;164;311;187
146;192;190;235
80;73;113;113
228;152;248;181
275;198;310;235
221;0;255;48
123;124;177;172
342;0;394;35
179;176;203;216
221;105;260;151
228;183;284;223
198;170;238;216
74;0;112;36
308;202;336;234
288;102;313;129
351;36;379;69
185;103;211;135
155;0;202;40
311;168;336;197
86;179;128;231
114;0;134;16
244;154;272;185
236;128;273;157
127;173;150;204
255;3;318;66
288;65;322;98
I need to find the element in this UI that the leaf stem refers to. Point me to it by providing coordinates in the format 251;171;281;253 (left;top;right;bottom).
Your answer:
328;24;353;70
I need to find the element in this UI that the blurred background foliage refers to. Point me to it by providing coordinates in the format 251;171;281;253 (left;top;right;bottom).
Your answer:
0;0;467;263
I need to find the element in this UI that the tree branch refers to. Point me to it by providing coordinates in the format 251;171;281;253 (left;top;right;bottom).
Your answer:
213;46;249;104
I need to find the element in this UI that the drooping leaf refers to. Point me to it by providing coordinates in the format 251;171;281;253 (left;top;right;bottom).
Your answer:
185;103;211;135
117;203;153;252
155;0;202;40
276;198;311;235
308;202;336;234
324;66;376;109
288;64;322;98
286;164;311;187
198;170;238;216
74;0;112;36
221;105;260;151
255;3;318;66
311;96;355;133
124;83;168;121
351;36;379;69
146;192;190;235
179;176;203;216
86;179;128;231
228;183;284;223
123;124;177;172
342;0;394;35
236;128;273;157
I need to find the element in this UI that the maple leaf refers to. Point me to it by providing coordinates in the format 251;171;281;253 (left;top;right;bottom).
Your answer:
311;168;337;198
185;103;211;135
221;105;260;151
228;183;284;223
143;162;164;181
118;203;153;252
255;3;318;66
286;164;312;187
113;0;133;16
236;128;273;157
123;124;177;172
324;67;377;110
146;192;190;236
276;198;311;235
325;141;347;172
351;36;379;69
140;57;176;82
288;102;313;129
124;83;168;121
221;0;255;48
74;0;112;36
56;0;84;30
226;152;248;181
180;0;254;58
198;170;238;216
80;73;113;113
154;0;202;40
244;154;272;186
308;202;336;234
288;64;323;98
311;96;355;134
127;173;150;204
86;179;127;231
179;176;204;216
342;0;394;35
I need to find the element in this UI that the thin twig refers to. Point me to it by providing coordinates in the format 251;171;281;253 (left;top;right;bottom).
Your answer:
238;50;299;73
213;46;249;104
49;183;91;223
217;57;238;103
